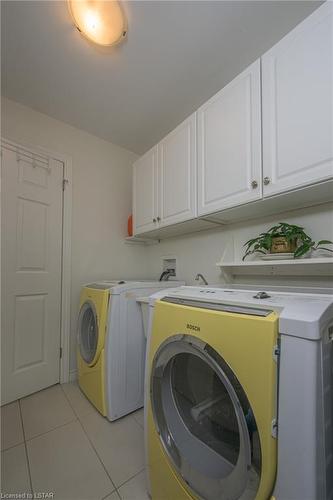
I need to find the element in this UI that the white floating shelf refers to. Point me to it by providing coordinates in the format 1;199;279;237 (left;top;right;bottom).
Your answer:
124;236;159;246
216;257;333;282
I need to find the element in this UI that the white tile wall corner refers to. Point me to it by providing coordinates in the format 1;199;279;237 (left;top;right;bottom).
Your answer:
1;97;150;371
146;202;333;288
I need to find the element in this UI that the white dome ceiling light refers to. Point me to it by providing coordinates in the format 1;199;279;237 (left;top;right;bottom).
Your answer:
68;0;127;47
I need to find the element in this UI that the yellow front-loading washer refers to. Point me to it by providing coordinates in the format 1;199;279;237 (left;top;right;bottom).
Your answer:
77;280;185;420
77;283;110;416
146;294;279;500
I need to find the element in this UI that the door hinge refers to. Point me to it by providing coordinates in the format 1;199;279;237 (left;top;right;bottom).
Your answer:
271;418;278;438
60;347;63;359
62;179;69;191
273;344;280;362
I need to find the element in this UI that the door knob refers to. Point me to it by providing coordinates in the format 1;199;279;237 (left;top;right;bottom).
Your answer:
263;177;270;186
251;180;258;189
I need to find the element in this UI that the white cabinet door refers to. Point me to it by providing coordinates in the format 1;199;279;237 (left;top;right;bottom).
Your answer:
158;114;196;227
197;60;262;216
133;146;158;235
262;3;333;197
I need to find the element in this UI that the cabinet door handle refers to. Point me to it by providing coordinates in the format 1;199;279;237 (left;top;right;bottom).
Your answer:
251;180;258;189
157;216;161;222
263;177;271;186
153;218;156;223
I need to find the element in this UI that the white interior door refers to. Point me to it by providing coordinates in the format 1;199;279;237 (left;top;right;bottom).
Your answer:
1;145;63;404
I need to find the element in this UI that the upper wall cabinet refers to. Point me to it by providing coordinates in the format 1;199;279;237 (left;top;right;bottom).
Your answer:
158;114;196;227
132;4;333;238
133;146;158;234
133;114;196;235
262;2;333;197
197;60;262;216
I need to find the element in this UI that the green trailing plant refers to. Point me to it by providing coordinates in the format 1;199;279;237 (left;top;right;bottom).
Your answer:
242;222;333;260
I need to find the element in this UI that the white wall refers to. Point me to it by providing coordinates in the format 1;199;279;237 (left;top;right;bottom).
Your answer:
2;97;333;374
146;202;333;288
1;97;150;371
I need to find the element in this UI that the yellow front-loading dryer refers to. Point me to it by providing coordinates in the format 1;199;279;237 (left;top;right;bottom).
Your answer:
146;290;279;500
77;283;110;416
145;286;333;500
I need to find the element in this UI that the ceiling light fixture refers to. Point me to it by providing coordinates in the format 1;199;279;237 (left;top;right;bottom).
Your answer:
68;0;127;47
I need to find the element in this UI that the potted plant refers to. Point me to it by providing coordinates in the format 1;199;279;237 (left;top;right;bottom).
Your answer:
242;222;333;260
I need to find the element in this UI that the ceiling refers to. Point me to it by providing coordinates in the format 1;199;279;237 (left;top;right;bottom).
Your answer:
2;0;322;154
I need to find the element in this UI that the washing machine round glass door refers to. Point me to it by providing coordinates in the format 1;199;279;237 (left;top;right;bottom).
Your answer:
151;335;261;500
78;301;98;364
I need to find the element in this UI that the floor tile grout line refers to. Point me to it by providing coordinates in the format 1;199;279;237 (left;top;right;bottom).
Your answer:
1;440;25;453
59;383;87;421
76;416;118;494
19;383;78;442
18;399;34;495
100;490;118;500
116;467;146;490
101;489;121;500
60;383;96;420
5;387;142;500
3;386;145;500
19;383;60;403
131;412;144;429
24;417;78;444
60;384;118;494
0;401;26;452
130;413;145;431
60;384;145;496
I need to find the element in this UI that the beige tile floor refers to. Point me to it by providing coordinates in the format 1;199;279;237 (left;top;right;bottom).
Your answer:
1;383;148;500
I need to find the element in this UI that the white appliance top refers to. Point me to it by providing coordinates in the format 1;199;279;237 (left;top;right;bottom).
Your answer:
84;280;185;294
148;285;333;341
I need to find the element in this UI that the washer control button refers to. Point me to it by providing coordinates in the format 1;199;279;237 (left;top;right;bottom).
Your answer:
253;291;271;299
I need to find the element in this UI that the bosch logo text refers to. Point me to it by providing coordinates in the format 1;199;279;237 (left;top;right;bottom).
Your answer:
186;323;200;332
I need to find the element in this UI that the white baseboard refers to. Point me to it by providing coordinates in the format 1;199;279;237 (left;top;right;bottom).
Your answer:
69;369;77;382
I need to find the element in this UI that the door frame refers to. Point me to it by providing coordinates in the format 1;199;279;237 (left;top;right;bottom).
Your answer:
1;137;72;384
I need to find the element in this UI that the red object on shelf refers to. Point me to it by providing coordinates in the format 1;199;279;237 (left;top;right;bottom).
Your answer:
127;215;133;236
